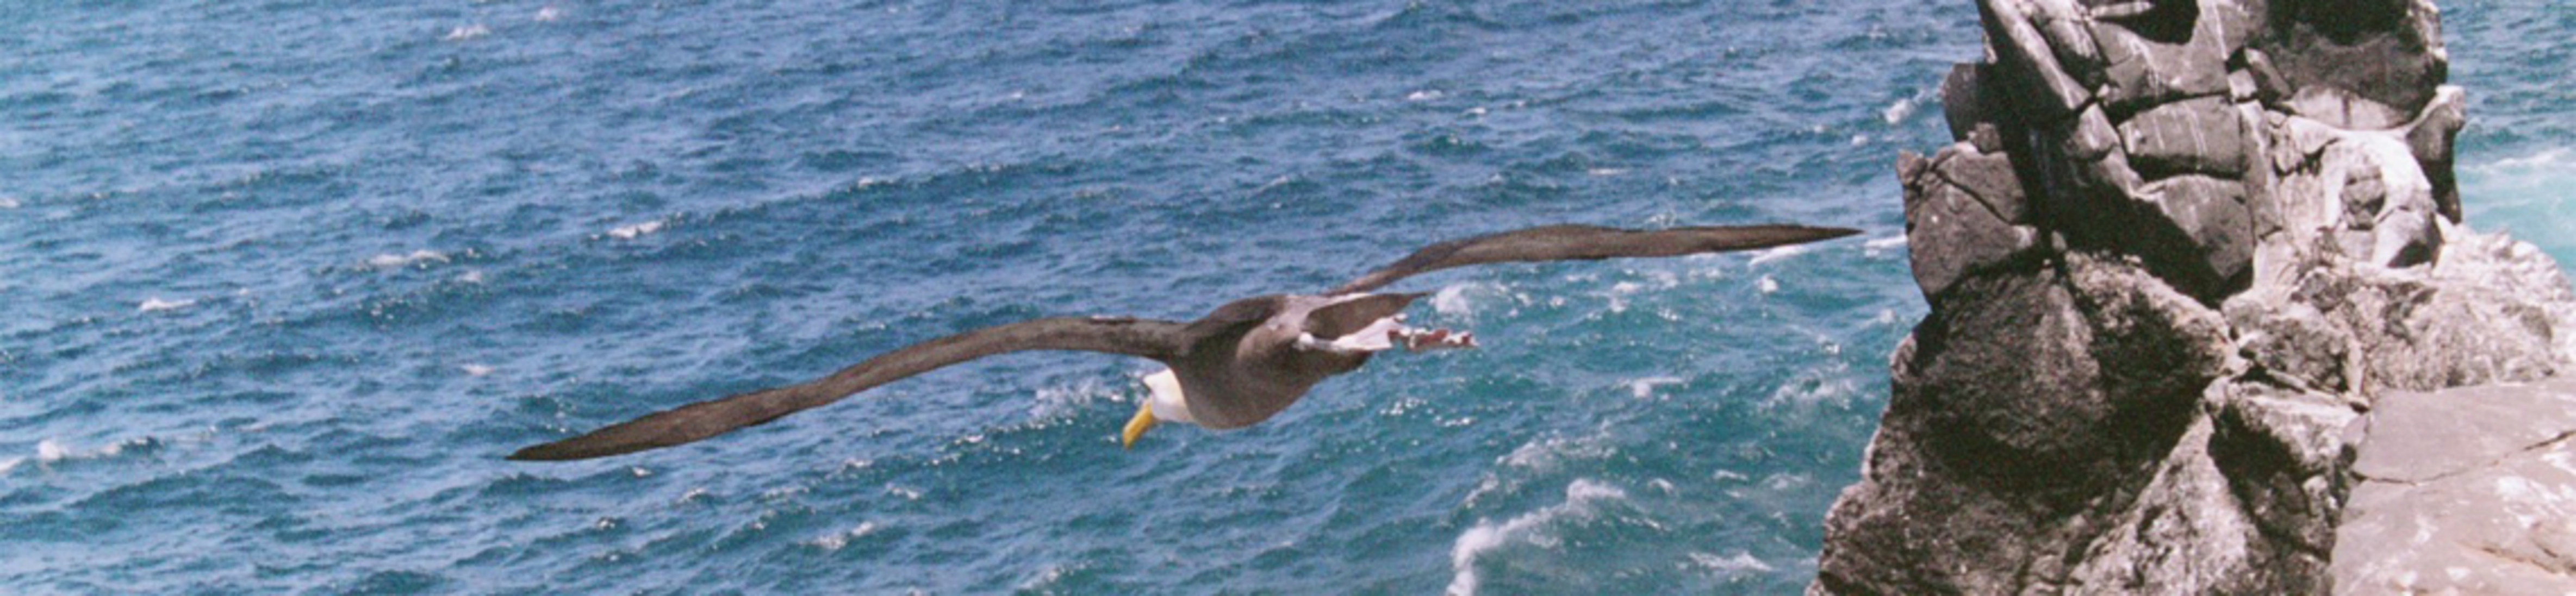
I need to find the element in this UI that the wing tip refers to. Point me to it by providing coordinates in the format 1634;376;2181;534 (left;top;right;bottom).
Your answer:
505;442;582;462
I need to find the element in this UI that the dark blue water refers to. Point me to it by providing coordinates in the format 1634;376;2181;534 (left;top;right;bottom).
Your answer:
3;1;2566;593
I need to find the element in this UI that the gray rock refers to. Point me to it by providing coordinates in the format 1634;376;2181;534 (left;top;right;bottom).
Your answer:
2334;379;2576;594
2253;0;2449;129
1981;0;2092;121
2087;0;2244;113
1901;146;2042;301
2405;86;2466;222
2120;97;2253;178
2132;174;2256;300
1817;256;2231;593
1814;0;2576;593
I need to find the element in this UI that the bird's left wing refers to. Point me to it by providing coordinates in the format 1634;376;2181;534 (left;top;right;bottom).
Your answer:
509;316;1189;461
1327;223;1861;294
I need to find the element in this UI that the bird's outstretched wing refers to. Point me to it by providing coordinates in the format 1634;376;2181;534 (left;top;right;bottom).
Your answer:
509;316;1190;461
1327;224;1862;294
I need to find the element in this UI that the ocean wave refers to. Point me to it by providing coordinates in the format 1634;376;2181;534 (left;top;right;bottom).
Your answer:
603;219;665;240
1747;244;1808;267
139;297;197;312
365;250;449;269
1881;97;1917;125
1627;376;1685;399
1685;550;1776;576
1448;479;1630;596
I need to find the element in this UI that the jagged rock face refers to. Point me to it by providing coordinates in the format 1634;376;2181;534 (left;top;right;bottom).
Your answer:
1815;0;2576;593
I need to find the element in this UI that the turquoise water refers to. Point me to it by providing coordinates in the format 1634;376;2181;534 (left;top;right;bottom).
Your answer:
2;1;2565;593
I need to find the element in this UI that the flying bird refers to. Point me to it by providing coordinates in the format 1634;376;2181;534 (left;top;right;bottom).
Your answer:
508;223;1858;461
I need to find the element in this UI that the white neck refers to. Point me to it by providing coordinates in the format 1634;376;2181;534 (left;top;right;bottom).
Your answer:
1142;369;1199;426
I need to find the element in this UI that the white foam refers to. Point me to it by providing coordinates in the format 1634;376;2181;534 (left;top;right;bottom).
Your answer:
1686;551;1776;575
458;269;486;284
1448;479;1628;595
1406;90;1445;102
444;24;490;41
606;220;664;240
534;5;563;22
367;249;449;269
0;457;20;474
1029;378;1113;421
1862;234;1908;259
0;197;18;209
1756;275;1779;294
1432;284;1478;316
2473;146;2572;172
30;437;148;464
807;522;880;551
1882;97;1917;125
461;363;494;377
1747;244;1808;266
1586;167;1628;177
138;297;196;312
1627;376;1684;399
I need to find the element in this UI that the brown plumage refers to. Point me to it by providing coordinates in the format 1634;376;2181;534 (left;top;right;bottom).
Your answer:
507;223;1857;461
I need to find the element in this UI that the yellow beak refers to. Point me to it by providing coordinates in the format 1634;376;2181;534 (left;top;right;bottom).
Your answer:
1121;401;1159;449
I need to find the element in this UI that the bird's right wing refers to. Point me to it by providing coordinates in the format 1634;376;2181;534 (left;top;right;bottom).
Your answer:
509;316;1190;461
1327;223;1861;294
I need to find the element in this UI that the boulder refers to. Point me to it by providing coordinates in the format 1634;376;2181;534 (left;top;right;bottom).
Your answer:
2334;380;2576;594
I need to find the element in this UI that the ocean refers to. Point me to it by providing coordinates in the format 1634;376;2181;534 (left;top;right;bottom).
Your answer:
3;0;2567;593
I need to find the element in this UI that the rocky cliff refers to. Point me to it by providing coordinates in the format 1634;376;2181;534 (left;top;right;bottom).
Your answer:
1812;0;2576;592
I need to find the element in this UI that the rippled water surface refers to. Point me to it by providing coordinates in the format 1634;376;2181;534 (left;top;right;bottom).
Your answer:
4;1;2568;593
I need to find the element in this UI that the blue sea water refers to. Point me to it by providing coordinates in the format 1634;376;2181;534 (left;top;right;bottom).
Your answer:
1;1;2567;593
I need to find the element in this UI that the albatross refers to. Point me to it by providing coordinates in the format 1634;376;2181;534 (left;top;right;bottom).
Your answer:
507;223;1857;461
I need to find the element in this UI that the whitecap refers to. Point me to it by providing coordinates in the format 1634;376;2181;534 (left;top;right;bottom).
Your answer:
1448;479;1629;596
138;297;196;312
0;197;19;209
367;249;449;269
1861;235;1908;260
461;363;494;377
1756;275;1779;294
1881;97;1917;125
534;5;563;22
606;220;664;240
1627;376;1685;399
37;438;71;461
445;24;490;41
0;456;20;474
806;522;879;551
1029;377;1114;421
1406;90;1445;102
1586;167;1628;177
1432;284;1478;316
1686;551;1776;575
1747;244;1808;266
2472;146;2571;172
29;436;152;464
458;269;486;284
